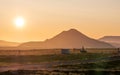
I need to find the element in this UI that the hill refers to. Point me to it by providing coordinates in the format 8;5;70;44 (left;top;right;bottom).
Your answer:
0;40;20;47
99;36;120;48
19;29;113;49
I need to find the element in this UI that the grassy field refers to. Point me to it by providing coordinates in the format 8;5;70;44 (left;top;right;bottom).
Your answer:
56;60;120;70
0;53;111;66
0;53;119;75
1;60;120;75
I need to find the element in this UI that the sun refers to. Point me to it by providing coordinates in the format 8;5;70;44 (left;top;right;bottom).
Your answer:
14;17;25;28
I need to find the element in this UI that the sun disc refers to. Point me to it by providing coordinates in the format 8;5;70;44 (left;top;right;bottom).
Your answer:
15;17;25;28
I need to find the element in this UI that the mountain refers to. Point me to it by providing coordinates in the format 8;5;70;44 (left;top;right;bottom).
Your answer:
19;29;114;49
99;36;120;48
0;40;20;47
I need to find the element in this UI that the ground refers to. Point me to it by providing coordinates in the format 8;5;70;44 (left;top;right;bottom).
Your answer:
0;53;120;75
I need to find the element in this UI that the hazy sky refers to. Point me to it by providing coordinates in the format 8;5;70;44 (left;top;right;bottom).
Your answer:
0;0;120;42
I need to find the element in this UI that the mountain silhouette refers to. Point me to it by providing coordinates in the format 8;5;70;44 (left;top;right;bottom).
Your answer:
19;29;114;49
99;36;120;47
0;40;20;47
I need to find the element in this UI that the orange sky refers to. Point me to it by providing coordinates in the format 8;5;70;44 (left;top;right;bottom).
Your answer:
0;0;120;42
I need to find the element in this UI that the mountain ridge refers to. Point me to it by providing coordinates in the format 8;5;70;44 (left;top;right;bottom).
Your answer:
99;36;120;48
0;40;20;47
19;29;114;49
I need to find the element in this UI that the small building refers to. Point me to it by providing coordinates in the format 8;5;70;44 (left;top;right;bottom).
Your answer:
61;49;70;54
72;48;81;54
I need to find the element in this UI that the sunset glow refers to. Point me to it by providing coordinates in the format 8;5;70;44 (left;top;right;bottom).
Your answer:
0;0;120;42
